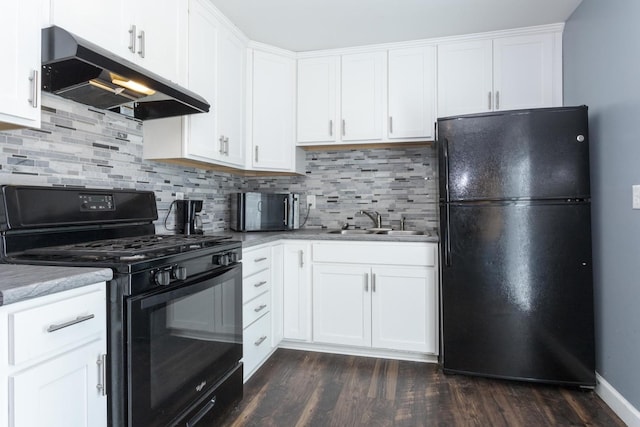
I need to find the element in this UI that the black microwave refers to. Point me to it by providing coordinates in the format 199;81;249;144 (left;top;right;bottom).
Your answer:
230;192;300;232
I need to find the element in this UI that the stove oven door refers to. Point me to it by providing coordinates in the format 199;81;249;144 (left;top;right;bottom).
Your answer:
126;264;243;426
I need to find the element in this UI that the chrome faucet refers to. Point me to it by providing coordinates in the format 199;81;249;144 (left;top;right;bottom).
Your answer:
357;210;382;228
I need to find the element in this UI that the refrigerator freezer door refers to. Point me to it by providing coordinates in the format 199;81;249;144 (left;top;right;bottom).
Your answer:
438;106;590;202
440;201;595;386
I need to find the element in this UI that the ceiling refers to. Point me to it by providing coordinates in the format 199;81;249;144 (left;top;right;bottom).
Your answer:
209;0;583;52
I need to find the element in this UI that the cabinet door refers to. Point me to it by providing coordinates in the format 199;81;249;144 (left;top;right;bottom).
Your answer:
282;243;311;341
131;0;185;83
371;266;436;353
10;340;106;427
0;0;41;129
49;0;125;58
251;50;296;170
341;52;386;141
297;56;339;143
493;33;558;111
185;0;220;161
388;46;436;139
437;40;493;117
216;26;246;166
312;264;371;347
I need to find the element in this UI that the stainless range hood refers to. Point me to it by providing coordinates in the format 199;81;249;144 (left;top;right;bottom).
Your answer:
41;26;210;121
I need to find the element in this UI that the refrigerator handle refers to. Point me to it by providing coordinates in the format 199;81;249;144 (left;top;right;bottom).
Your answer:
444;203;451;266
443;138;450;203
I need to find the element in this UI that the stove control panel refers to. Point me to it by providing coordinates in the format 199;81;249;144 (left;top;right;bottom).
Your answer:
79;194;115;211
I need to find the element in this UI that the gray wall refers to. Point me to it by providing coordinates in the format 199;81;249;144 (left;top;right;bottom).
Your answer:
0;94;435;232
564;0;640;409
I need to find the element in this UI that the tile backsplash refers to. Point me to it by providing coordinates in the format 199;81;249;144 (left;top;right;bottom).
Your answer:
0;95;437;232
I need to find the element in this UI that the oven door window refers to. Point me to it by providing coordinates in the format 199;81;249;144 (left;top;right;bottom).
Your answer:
127;265;242;427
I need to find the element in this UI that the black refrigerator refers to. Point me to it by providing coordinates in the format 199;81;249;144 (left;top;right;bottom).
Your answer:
437;106;595;387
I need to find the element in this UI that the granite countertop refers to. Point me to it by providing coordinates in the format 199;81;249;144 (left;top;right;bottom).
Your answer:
0;265;113;306
209;228;439;249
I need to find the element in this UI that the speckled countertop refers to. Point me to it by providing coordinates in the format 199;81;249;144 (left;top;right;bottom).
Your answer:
208;228;439;249
0;265;113;306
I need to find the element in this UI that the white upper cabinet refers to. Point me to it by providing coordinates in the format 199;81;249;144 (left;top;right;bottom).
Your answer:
216;25;246;166
249;49;297;171
143;0;246;169
437;31;562;117
341;51;386;141
47;0;186;84
296;51;386;145
388;45;436;139
437;39;493;117
296;56;339;143
0;0;41;129
492;33;558;111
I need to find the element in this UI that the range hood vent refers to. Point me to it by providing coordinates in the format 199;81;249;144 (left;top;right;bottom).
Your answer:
41;26;210;121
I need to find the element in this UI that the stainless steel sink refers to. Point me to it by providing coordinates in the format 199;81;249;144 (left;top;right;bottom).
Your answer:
377;230;425;235
327;229;376;235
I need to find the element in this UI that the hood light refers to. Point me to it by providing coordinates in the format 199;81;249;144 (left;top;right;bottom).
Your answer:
111;77;156;96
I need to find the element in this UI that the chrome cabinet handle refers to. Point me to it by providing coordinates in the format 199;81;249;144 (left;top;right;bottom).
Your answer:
254;280;268;288
137;30;145;58
254;303;267;313
488;91;492;110
254;257;267;263
128;25;137;53
28;70;38;108
47;314;95;333
389;116;393;134
372;273;376;292
224;137;229;155
342;119;346;136
254;335;267;346
329;119;333;136
299;250;304;268
364;273;369;292
255;146;259;163
219;136;225;154
496;91;500;110
96;354;107;396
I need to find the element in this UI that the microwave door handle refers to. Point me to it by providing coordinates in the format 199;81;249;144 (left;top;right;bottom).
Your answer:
283;197;289;227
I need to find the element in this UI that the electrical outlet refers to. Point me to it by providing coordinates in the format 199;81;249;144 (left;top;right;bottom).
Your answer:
307;195;316;209
175;192;184;200
633;185;640;209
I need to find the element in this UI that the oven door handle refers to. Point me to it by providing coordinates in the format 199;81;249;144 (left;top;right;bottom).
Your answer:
138;265;240;310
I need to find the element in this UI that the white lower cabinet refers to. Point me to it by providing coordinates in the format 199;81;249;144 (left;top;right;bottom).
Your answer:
0;283;107;427
281;242;312;342
312;241;438;355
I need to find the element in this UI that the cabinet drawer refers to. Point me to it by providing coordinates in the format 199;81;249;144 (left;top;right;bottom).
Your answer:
313;242;436;266
243;268;271;303
242;290;270;328
243;246;272;277
242;311;272;377
9;288;105;366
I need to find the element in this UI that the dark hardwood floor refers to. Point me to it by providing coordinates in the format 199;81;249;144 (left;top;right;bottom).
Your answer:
219;349;625;426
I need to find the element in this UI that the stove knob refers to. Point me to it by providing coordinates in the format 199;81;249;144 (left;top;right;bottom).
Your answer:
228;252;238;263
172;266;187;281
154;270;171;286
213;253;229;266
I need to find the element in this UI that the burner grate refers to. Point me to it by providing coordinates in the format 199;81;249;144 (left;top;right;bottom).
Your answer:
22;234;232;259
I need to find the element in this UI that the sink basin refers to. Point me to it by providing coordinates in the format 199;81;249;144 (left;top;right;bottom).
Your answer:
377;230;426;236
327;229;376;235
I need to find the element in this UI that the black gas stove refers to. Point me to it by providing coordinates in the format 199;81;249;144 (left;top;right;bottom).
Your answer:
0;185;243;426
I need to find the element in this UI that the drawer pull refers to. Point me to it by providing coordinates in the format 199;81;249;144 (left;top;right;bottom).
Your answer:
254;257;268;263
254;304;268;313
47;314;95;333
254;335;267;346
254;280;268;288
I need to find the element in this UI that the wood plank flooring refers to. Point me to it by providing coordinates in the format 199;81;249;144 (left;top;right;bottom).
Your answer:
219;349;625;426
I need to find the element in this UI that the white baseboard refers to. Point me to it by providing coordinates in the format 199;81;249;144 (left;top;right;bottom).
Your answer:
596;372;640;427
